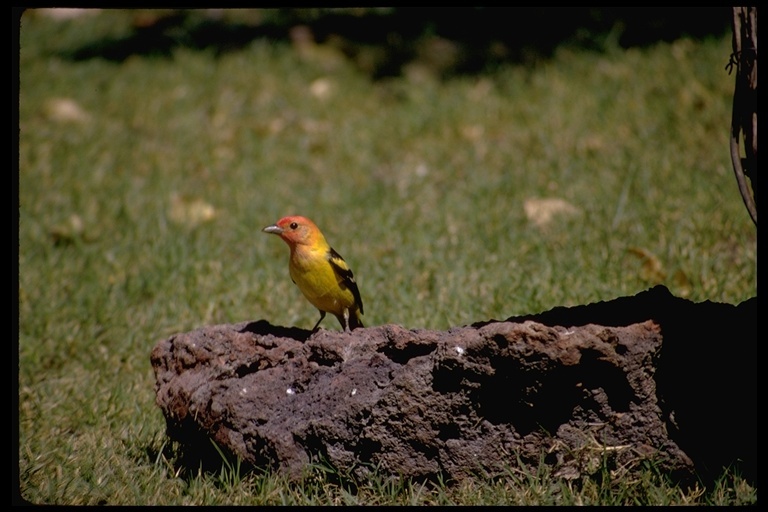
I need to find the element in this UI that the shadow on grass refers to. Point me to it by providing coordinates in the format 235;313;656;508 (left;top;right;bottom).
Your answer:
54;8;730;80
145;434;264;484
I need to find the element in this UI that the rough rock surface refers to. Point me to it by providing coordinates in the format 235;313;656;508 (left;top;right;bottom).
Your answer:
150;285;756;484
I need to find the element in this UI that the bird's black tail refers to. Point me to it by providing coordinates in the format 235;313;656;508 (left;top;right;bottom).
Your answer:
348;309;364;330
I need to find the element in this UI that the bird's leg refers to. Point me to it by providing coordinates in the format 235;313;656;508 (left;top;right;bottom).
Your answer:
342;308;351;333
311;310;326;332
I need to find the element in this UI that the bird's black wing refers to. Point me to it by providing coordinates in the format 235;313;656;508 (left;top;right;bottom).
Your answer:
328;247;364;315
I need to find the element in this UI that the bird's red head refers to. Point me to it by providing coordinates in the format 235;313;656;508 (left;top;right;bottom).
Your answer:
263;215;325;247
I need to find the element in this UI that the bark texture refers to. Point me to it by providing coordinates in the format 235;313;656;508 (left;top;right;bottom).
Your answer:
729;6;758;225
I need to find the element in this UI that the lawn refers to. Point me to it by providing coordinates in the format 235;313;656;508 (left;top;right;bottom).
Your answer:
17;8;756;505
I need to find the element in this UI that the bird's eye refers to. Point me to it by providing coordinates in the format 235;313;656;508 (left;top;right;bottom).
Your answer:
290;222;298;229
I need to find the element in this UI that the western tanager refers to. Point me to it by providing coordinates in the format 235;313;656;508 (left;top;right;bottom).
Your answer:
263;215;364;332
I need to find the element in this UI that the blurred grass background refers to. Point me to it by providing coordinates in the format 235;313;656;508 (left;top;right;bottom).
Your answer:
17;8;756;505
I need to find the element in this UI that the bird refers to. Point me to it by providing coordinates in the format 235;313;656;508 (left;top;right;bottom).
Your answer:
262;215;364;332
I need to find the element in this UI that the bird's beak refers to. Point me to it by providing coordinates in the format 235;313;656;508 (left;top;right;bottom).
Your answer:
262;224;284;235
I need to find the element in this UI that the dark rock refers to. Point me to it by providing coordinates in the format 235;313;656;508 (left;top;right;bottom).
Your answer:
150;286;756;484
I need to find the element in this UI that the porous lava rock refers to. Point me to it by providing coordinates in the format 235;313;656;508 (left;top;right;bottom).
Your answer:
150;285;755;484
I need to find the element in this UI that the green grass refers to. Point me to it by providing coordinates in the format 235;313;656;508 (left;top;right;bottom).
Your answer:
18;9;756;505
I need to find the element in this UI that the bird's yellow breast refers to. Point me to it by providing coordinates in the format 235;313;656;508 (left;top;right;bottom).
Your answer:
289;248;355;316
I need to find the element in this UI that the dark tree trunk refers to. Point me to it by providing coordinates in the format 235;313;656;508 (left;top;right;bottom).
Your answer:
729;6;757;225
